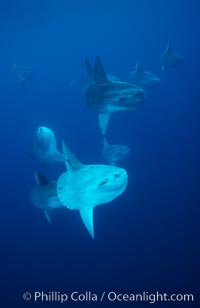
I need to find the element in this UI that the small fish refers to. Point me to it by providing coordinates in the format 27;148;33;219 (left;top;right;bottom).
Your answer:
102;137;130;166
161;43;184;71
57;141;128;239
30;172;64;223
32;126;66;165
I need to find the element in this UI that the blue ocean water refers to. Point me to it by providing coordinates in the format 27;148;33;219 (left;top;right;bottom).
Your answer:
0;0;199;306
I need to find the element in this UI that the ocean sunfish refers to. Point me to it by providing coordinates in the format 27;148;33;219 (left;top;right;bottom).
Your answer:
102;137;130;166
161;43;184;71
85;57;146;135
12;62;33;92
57;141;128;238
129;61;160;90
30;172;64;223
32;126;66;165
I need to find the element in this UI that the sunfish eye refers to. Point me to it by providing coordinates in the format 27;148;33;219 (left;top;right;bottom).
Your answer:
99;179;108;186
114;173;120;178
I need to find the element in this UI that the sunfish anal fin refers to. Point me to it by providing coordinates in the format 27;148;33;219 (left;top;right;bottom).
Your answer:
35;172;49;186
44;209;52;224
94;57;109;84
99;113;110;135
62;141;84;171
79;207;94;239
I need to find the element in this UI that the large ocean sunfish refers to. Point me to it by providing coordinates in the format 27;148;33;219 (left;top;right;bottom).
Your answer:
57;141;128;239
85;57;146;135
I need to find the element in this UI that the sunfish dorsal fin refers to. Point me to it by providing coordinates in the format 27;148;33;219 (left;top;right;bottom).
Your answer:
99;113;110;135
62;141;84;171
85;58;93;78
35;172;49;186
136;61;143;73
94;57;109;84
79;207;94;239
44;209;52;224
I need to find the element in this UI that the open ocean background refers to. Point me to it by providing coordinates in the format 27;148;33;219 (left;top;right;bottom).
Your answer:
0;0;199;306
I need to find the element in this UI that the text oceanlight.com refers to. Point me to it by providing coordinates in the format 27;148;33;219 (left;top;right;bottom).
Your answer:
22;291;194;304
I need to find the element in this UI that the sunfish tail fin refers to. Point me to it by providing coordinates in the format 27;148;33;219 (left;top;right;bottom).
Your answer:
62;141;84;171
94;57;109;84
98;113;110;135
79;207;94;239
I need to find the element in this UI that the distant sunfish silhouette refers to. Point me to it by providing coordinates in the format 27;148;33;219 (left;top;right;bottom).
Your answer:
85;57;145;135
129;61;160;90
161;43;184;71
57;141;128;238
30;172;64;223
102;137;130;166
33;126;66;165
12;62;33;92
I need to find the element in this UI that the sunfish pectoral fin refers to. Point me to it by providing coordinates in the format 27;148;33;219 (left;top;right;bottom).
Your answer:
79;207;94;239
62;141;84;171
98;113;110;136
94;57;109;84
44;209;52;224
